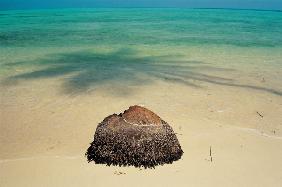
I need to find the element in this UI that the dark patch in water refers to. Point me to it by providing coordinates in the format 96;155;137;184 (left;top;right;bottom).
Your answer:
16;15;42;18
0;34;8;40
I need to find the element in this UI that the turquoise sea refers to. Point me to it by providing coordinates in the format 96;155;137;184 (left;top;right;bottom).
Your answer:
0;8;282;95
1;8;282;47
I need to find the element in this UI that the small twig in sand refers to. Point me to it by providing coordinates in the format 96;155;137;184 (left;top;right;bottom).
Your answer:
256;111;264;118
205;146;214;162
210;146;213;162
114;171;126;175
210;146;212;157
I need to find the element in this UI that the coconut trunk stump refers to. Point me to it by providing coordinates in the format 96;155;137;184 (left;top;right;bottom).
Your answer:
86;105;183;168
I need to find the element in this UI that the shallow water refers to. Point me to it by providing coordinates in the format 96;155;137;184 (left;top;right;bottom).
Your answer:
1;8;282;95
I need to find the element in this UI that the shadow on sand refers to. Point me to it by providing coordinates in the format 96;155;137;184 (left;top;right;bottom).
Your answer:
2;48;282;96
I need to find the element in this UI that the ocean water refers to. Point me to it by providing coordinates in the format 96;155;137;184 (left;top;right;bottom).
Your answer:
0;8;281;95
1;8;282;47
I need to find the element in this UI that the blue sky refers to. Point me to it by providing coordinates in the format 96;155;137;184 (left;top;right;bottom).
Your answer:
1;0;282;10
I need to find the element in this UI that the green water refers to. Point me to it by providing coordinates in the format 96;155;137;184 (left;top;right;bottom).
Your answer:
0;8;281;95
1;8;282;47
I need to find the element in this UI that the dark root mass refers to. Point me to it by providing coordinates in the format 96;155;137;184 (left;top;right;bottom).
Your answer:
86;105;183;168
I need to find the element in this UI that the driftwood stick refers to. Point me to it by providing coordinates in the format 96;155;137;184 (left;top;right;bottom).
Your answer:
256;111;264;118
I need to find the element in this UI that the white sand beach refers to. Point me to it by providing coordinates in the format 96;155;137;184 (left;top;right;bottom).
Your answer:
1;71;282;186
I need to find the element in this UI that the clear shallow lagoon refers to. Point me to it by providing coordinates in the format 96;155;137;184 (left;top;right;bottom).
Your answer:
0;8;282;94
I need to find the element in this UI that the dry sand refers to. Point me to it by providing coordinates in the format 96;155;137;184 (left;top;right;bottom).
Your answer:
1;64;282;186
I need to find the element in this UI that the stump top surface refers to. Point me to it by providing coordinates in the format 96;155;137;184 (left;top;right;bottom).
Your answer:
120;105;162;126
